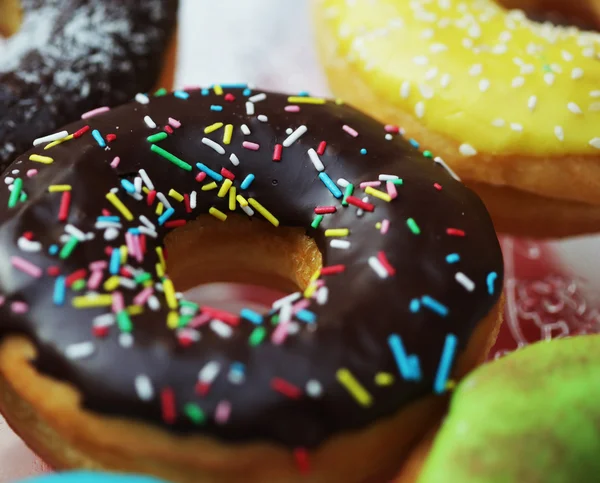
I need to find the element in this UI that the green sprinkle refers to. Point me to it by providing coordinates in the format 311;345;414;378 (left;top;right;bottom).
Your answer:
71;279;86;291
180;300;199;310
184;403;206;424
406;218;421;235
20;191;27;202
134;272;152;284
423;151;433;158
311;214;324;229
154;88;168;97
8;178;22;208
342;184;354;207
542;64;552;73
59;236;79;259
147;132;168;143
249;327;266;346
117;310;133;333
391;178;404;185
271;314;279;325
150;144;192;171
178;315;193;328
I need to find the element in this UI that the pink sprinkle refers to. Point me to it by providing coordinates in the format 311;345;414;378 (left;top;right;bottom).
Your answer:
243;141;260;151
112;291;125;313
89;260;107;271
11;301;28;314
271;320;290;345
384;125;400;133
315;280;325;289
215;400;231;424
189;312;212;328
381;219;390;234
125;232;136;256
285;105;301;112
133;287;154;306
168;117;181;129
292;299;310;314
11;256;42;278
111;157;121;168
87;270;103;290
342;125;359;137
26;169;38;178
133;235;143;262
81;106;110;120
434;183;442;191
182;85;201;91
359;181;381;189
386;181;398;199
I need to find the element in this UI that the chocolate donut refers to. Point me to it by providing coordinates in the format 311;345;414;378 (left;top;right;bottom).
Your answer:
0;87;503;480
0;0;178;169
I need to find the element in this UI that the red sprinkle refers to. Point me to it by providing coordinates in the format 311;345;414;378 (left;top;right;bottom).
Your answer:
433;183;442;190
66;269;87;287
220;167;235;180
46;266;61;277
446;228;466;237
23;231;34;240
93;325;110;338
320;265;346;276
195;171;207;183
201;306;239;326
224;93;236;102
147;190;156;206
273;144;283;161
314;206;337;215
271;378;302;399
73;125;90;138
384;124;400;134
106;134;117;143
376;251;396;276
294;448;311;475
101;209;111;217
58;191;71;222
177;333;195;348
104;246;113;257
160;387;177;424
140;234;147;254
165;220;187;228
184;193;192;213
164;125;174;135
195;381;211;397
317;141;327;155
345;196;375;212
119;267;133;278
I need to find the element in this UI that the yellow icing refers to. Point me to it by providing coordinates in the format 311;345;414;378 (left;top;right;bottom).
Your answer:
317;0;600;156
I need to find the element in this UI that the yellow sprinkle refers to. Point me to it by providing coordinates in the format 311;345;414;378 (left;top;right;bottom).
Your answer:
202;182;218;191
29;154;54;164
155;202;164;215
213;85;223;95
310;269;321;283
248;198;279;227
143;279;153;288
156;263;165;278
72;294;113;308
44;134;73;150
236;194;249;207
365;186;392;202
218;178;233;198
48;185;72;192
335;99;344;105
229;186;237;211
287;96;326;105
336;368;373;407
156;247;166;270
223;124;233;145
375;222;382;229
127;305;144;316
103;276;120;291
120;245;128;264
142;186;150;194
167;310;179;329
303;282;318;299
163;278;178;309
168;189;184;202
375;373;394;386
325;228;350;237
209;206;227;221
204;122;224;134
105;192;134;221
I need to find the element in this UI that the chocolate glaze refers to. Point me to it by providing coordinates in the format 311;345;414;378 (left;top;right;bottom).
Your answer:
0;88;503;448
0;0;178;169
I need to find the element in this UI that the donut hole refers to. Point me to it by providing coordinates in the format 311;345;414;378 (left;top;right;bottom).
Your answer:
0;0;22;38
496;0;600;31
163;214;322;312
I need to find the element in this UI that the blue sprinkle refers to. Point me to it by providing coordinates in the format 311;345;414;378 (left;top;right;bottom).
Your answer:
120;179;136;193
196;163;223;182
360;148;367;155
407;354;422;380
210;105;223;112
217;83;247;89
297;91;310;97
487;272;498;295
318;172;343;198
53;276;66;306
231;362;245;372
409;298;420;313
446;253;460;264
243;88;252;96
109;247;121;275
388;334;420;381
97;216;120;223
158;207;175;226
409;139;420;149
49;244;59;255
421;295;449;317
433;334;458;393
296;310;316;324
240;308;263;324
201;88;210;96
127;228;141;235
240;174;255;190
174;90;190;100
92;129;106;148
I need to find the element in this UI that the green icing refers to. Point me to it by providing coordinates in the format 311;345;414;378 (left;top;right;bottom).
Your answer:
419;335;600;483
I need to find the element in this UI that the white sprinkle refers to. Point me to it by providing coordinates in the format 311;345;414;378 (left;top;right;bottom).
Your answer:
591;91;600;98
241;124;251;135
413;55;429;65
572;68;584;80
590;103;600;112
434;156;461;181
286;128;293;135
520;64;534;75
479;79;490;92
199;361;221;383
17;237;42;252
469;64;483;76
148;295;161;311
202;137;225;154
455;272;475;291
459;144;477;156
316;286;329;305
135;93;150;104
135;375;154;401
156;192;172;210
337;178;350;188
419;83;434;99
137;227;157;238
330;239;351;249
144;116;157;129
491;44;507;55
306;380;323;398
368;256;389;279
379;174;399;181
279;303;293;324
430;43;448;53
491;118;505;127
308;148;325;171
248;93;267;103
138;216;154;232
138;169;154;190
273;292;302;310
511;76;525;88
65;342;95;360
421;28;434;39
133;177;143;193
582;47;595;58
104;227;119;241
568;102;583;114
385;134;393;140
4;177;14;185
415;101;425;119
65;224;89;241
544;73;555;86
190;191;197;210
554;126;565;142
400;81;411;99
283;125;308;147
93;313;115;328
440;74;452;88
590;138;600;150
499;31;512;42
229;153;240;166
510;123;523;132
257;115;268;122
528;96;537;111
424;67;439;81
211;320;233;338
240;204;254;216
119;333;134;348
462;38;473;49
246;102;255;115
561;50;573;62
33;130;68;146
118;278;136;290
468;23;481;38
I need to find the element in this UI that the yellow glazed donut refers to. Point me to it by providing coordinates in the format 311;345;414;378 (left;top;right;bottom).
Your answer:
313;0;600;238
